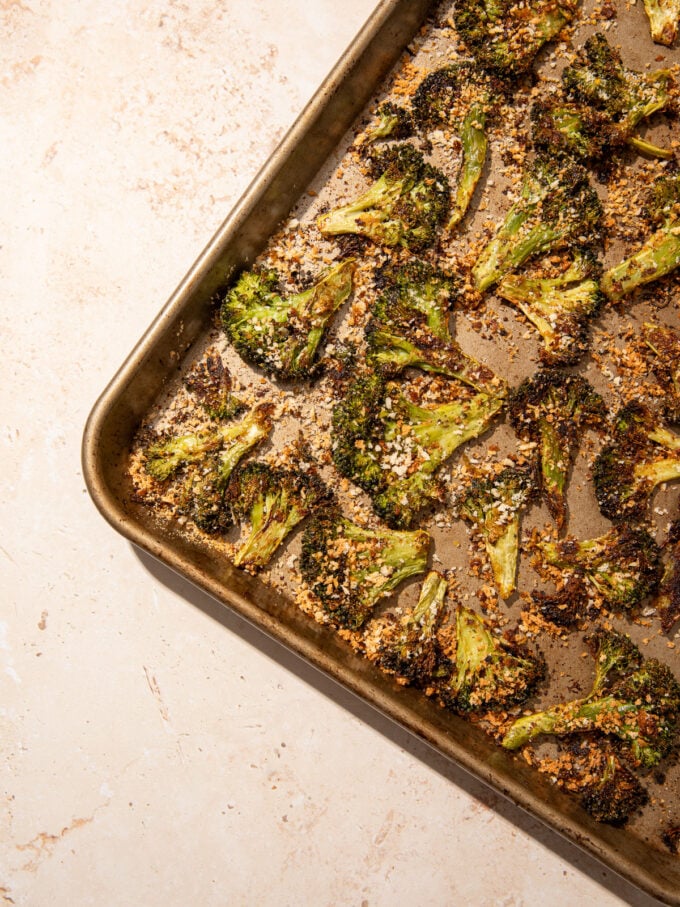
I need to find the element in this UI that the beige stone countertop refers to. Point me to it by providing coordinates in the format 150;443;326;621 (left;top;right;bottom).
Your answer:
0;2;666;904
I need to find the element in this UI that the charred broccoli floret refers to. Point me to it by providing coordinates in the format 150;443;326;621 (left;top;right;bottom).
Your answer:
362;101;414;145
580;751;649;825
437;605;545;713
457;467;535;599
299;509;431;629
473;157;602;293
221;258;355;380
602;172;680;301
507;370;606;530
317;144;450;251
643;0;679;47
332;373;505;528
503;630;680;769
410;63;498;228
183;351;244;421
563;33;677;160
656;520;680;633
365;260;505;394
530;96;626;163
226;460;329;571
364;570;448;686
593;402;680;523
453;0;578;77
533;525;663;612
643;322;680;423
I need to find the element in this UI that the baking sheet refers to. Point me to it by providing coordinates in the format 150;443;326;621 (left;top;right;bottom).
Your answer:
83;0;680;900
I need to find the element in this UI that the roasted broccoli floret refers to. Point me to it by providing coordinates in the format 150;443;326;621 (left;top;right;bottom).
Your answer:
221;258;355;380
365;260;505;394
563;33;677;160
453;0;578;77
317;144;450;251
437;605;545;713
183;351;244;421
457;467;535;598
496;252;604;365
503;631;680;769
332;372;504;528
580;751;649;825
642;322;680;424
643;0;679;47
473;157;602;293
225;460;329;571
507;370;606;529
602;172;680;301
593;402;680;523
365;570;448;685
299;509;431;629
530;96;626;163
410;63;497;228
362;101;414;145
656;520;680;633
533;525;663;612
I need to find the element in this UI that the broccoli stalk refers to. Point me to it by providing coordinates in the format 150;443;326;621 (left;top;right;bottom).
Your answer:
365;260;505;394
332;373;505;529
503;632;680;769
643;0;679;46
449;107;489;227
507;370;606;529
642;322;680;423
472;157;602;292
317;144;450;251
299;509;431;629
365;570;449;685
457;468;535;598
437;605;545;713
221;258;355;380
593;402;680;523
534;526;663;611
226;460;329;570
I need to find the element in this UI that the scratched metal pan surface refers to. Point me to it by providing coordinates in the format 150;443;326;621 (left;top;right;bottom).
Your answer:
82;0;680;901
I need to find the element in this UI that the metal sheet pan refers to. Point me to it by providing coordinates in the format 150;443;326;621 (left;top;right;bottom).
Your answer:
82;1;680;901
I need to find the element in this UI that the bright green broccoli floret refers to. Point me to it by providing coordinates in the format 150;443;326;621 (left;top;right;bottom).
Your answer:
534;525;663;611
317;144;450;251
365;260;506;394
365;570;449;686
507;370;606;530
593;402;680;523
473;156;602;293
642;0;679;47
602;172;680;301
437;605;545;713
497;252;604;365
299;509;431;629
453;0;579;77
221;258;355;379
643;322;680;424
457;467;535;598
225;459;329;571
332;373;505;528
503;630;680;769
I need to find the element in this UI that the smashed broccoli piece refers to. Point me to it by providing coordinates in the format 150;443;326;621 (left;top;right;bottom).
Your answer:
226;459;329;570
437;605;545;713
365;260;506;394
643;0;679;47
534;525;663;611
362;101;414;145
507;370;606;530
580;751;649;825
221;258;355;380
453;0;578;77
602;172;680;301
643;322;680;423
457;467;535;599
317;144;450;251
183;350;244;422
332;372;504;528
503;629;680;769
473;156;602;292
530;96;626;163
365;570;448;686
299;509;431;629
593;402;680;523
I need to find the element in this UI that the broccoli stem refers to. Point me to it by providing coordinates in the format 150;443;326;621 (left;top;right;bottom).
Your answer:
233;490;306;569
448;107;488;229
627;135;675;160
601;227;680;300
487;518;521;600
474;219;562;292
643;0;679;46
317;175;404;242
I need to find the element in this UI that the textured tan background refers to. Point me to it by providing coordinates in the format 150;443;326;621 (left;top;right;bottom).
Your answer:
0;2;667;904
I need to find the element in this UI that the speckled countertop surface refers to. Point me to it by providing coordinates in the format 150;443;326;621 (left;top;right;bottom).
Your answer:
0;2;669;904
